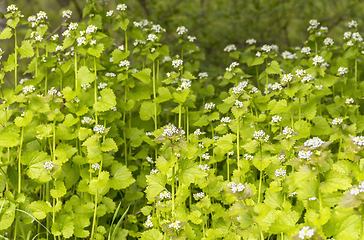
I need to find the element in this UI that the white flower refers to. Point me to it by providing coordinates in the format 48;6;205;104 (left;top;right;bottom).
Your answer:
295;69;306;77
48;87;58;96
244;154;253;160
194;129;202;136
169;220;182;230
256;51;261;57
119;60;130;69
337;67;348;76
221;117;231;123
268;82;282;91
271;115;282;123
250;87;259;94
19;78;28;85
81;83;91;90
110;107;117;111
76;37;86;46
44;161;54;170
93;125;105;134
347;40;354;46
7;4;18;13
304;137;324;148
205;102;215;110
353;136;364;146
37;11;47;21
145;132;153;136
323;37;334;46
68;22;78;31
86;25;97;35
299;226;314;240
235;100;244;108
150;169;159;174
145;215;153;228
301;74;315;83
352;32;363;42
172;59;183;68
62;30;71;38
195;192;204;199
332;118;343;125
228;182;245;193
282;51;297;59
146;156;153;163
298;150;313;160
147;34;158;42
283;127;294;138
176;78;191;91
350;186;361;195
246;38;256;45
159;190;171;200
254;130;267;141
176;26;188;35
348;20;358;28
288;192;297;197
106;10;114;17
90;39;96;45
312;55;324;66
98;82;108;89
261;44;272;52
116;4;127;11
151;24;166;33
188;36;196;42
51;34;59;41
198;164;209;171
237;216;241;221
275;168;286;177
232;81;248;94
198;72;208;79
63;10;72;18
344;31;352;40
23;85;36;94
229;150;234;156
82;117;92;124
308;197;316;201
91;163;100;171
346;98;354;105
301;47;311;54
202;153;210;160
224;44;237;52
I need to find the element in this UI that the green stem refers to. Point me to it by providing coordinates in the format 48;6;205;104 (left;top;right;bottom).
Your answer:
75;50;78;91
45;43;48;95
94;57;98;124
237;116;240;171
298;98;301;120
14;28;17;88
18;127;24;194
227;154;230;181
186;107;189;142
90;190;98;240
172;166;175;214
355;58;358;111
178;104;182;128
35;47;39;78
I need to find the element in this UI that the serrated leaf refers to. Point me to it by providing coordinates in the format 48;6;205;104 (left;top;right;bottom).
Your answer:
139;101;155;121
50;181;67;198
87;43;104;58
179;158;207;184
154;87;172;103
0;27;12;39
93;88;116;112
101;138;118;152
266;60;281;74
320;170;351;193
242;140;259;154
194;114;209;127
109;163;135;190
30;201;52;219
132;68;151;84
312;116;331;136
0;132;19;147
145;172;166;202
18;41;34;58
140;229;163;240
78;66;95;85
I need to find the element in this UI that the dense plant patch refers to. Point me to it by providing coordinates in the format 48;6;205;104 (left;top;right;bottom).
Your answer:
1;1;364;240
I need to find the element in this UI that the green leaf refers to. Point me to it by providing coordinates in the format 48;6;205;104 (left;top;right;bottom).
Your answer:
266;61;281;74
294;120;311;139
52;214;74;238
109;163;135;190
268;100;291;114
156;156;173;175
242;140;259;154
320;170;351;193
264;191;282;209
93;88;116;112
0;201;15;230
145;172;166;202
301;100;317;120
101;138;118;152
269;210;299;234
140;229;163;240
0;132;19;147
216;134;236;151
30;201;52;219
50;181;67;198
3;54;16;72
78;66;95;85
89;171;109;191
250;57;264;66
87;43;104;58
132;68;151;84
172;88;190;103
139;102;155;121
18;41;34;58
112;49;130;63
194;114;209;127
179;158;207;184
311;116;331;136
154;87;172;103
296;179;318;200
335;215;360;240
0;27;12;39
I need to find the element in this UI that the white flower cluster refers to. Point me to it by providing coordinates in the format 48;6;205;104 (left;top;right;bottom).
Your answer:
281;73;293;83
301;74;315;83
323;37;334;46
105;72;116;77
68;22;78;31
82;117;92;124
228;182;245;193
146;156;154;164
106;10;114;17
194;129;202;136
282;51;297;60
44;161;54;170
226;62;239;72
352;32;363;42
37;11;47;21
309;197;316;201
7;4;18;13
23;85;36;94
346;98;354;105
119;60;130;69
235;100;244;108
198;72;208;79
133;39;146;46
307;19;320;31
337;67;348;76
299;226;314;239
147;34;158;42
195;192;204;199
301;47;311;55
20;78;28;85
283;127;294;138
229;150;234;156
312;55;325;66
86;25;97;35
176;26;188;35
98;82;108;89
62;10;72;18
159;190;171;200
348;20;358;28
221;117;231;123
51;34;59;41
250;87;259;94
93;125;105;134
151;24;166;33
91;163;100;171
198;164;209;171
254;130;269;142
150;169;159;174
56;45;63;51
246;38;256;45
76;37;86;46
353;136;364;146
81;83;91;90
176;78;191;91
169;220;182;230
268;82;282;91
271;115;282;123
232;81;248;94
187;36;196;42
48;87;62;97
205;102;215;110
304;137;324;148
298;150;313;160
275;168;286;177
162;123;185;137
350;181;364;195
295;69;306;77
30;32;43;42
332;118;343;125
224;44;237;52
116;4;127;11
202;153;210;160
144;215;153;228
244;154;253;160
172;59;183;68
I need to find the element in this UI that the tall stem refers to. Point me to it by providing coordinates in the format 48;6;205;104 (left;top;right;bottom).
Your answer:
14;28;17;88
90;190;98;240
18;127;24;193
237;116;240;171
74;50;78;91
45;43;48;95
172;166;175;214
94;57;98;124
178;104;182;128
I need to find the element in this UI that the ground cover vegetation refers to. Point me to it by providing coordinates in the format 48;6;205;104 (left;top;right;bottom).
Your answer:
1;1;364;240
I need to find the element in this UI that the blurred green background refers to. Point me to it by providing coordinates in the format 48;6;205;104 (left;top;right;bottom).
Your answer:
1;0;364;76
